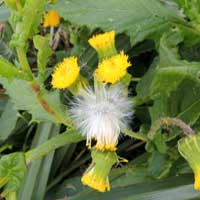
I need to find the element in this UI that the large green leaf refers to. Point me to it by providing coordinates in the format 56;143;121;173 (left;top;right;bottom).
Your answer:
136;30;200;124
54;0;187;45
0;78;68;124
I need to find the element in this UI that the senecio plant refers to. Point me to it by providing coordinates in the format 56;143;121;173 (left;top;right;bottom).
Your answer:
1;0;200;199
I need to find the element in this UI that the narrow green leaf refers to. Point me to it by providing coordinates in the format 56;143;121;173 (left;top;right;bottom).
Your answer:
25;129;84;164
19;122;54;200
0;100;18;141
32;125;59;200
33;35;52;85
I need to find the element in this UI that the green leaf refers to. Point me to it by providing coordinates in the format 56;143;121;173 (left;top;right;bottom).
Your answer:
54;0;187;45
33;35;52;85
150;80;200;125
19;122;59;200
150;65;200;98
31;124;59;200
137;30;200;100
0;100;18;141
0;78;68;124
47;173;200;200
147;151;173;178
0;153;27;195
153;131;168;154
0;56;28;79
25;129;84;163
137;30;200;128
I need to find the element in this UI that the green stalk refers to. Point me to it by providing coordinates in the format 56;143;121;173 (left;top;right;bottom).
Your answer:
148;117;194;140
16;47;33;80
5;191;17;200
25;129;84;164
124;129;148;141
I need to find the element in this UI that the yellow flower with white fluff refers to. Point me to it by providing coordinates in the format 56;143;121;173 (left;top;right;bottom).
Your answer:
70;84;133;151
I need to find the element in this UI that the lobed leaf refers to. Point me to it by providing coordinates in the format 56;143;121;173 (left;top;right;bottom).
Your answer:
54;0;187;45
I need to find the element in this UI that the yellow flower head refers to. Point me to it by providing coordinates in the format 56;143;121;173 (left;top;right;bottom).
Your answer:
51;57;80;89
94;51;131;84
81;150;118;192
178;133;200;190
82;169;110;192
194;170;200;190
88;31;116;59
43;9;60;28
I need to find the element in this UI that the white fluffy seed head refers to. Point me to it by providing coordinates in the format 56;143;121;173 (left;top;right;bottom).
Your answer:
70;84;133;148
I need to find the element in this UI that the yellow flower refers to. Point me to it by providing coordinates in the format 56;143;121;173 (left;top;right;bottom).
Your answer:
94;51;131;84
194;170;200;190
178;133;200;190
43;10;60;28
81;169;110;192
81;150;118;192
88;31;116;59
51;57;80;89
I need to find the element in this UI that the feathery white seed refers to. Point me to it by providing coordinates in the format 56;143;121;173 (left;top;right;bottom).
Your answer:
70;84;133;147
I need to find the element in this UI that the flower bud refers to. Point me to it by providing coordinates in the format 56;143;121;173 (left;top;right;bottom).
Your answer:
88;31;117;61
178;133;200;190
81;149;118;192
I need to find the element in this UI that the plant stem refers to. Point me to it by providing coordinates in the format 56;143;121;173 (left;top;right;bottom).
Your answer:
148;117;195;140
131;77;141;82
49;26;54;47
25;129;84;164
5;191;17;200
124;129;148;141
16;47;33;80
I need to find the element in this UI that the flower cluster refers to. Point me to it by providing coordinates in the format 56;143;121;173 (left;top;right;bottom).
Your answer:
50;31;133;193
